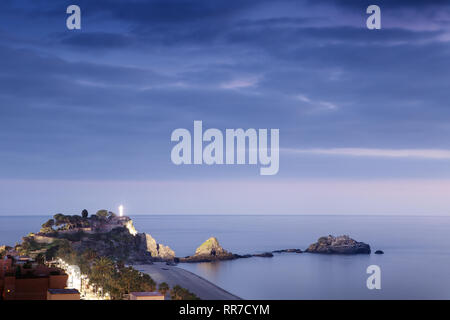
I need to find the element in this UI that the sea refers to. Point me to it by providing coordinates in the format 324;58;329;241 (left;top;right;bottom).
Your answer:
1;214;450;300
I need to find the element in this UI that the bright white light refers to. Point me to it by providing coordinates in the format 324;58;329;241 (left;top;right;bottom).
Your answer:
119;205;124;217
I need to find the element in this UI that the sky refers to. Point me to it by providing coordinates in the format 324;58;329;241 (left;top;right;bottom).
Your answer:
0;0;450;215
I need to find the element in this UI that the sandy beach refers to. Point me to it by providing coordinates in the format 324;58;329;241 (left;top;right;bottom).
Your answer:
133;263;241;300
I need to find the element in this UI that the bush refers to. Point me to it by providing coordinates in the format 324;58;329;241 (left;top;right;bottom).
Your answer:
96;210;108;218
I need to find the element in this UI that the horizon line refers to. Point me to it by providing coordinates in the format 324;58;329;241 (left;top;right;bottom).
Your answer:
1;213;449;217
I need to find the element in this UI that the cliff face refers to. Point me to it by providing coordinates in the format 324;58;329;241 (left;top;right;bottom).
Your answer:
76;218;176;261
306;235;371;254
124;219;138;236
138;233;175;260
72;226;152;263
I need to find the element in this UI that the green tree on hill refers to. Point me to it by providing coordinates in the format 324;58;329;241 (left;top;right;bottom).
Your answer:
96;210;108;218
81;209;89;218
53;213;65;225
40;219;55;234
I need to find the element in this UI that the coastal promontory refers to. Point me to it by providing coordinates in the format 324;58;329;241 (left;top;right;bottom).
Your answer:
23;211;175;263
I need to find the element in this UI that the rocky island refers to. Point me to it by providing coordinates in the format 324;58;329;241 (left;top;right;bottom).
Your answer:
178;237;286;262
305;235;371;254
178;237;235;262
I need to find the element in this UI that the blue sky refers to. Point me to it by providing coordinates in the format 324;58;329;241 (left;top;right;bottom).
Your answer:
0;0;450;215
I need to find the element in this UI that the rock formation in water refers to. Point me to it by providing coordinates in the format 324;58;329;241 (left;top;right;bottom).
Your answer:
176;237;308;263
272;249;303;254
305;235;371;254
179;237;235;262
251;252;274;258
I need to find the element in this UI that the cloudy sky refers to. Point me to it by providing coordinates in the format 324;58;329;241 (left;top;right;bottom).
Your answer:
1;0;450;215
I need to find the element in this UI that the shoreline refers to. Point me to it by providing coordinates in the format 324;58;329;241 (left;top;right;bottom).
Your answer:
133;262;241;300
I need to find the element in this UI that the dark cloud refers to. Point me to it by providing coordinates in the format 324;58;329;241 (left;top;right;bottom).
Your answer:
0;0;449;181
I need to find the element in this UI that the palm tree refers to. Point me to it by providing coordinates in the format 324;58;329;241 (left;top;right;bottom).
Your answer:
141;274;156;292
83;248;98;262
92;257;115;287
170;285;183;300
158;282;170;296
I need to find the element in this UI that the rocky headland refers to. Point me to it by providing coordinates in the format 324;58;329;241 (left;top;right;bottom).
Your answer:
305;235;371;254
22;212;175;263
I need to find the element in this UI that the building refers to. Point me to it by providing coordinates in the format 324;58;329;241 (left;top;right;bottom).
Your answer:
47;288;80;300
129;292;165;300
0;256;13;278
0;256;13;294
0;255;71;300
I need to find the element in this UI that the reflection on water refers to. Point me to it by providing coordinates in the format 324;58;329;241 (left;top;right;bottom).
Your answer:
196;261;222;281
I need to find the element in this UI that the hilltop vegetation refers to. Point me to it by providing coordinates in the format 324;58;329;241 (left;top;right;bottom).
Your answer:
39;210;116;234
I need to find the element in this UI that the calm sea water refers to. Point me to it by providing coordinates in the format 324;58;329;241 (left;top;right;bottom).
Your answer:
1;215;450;299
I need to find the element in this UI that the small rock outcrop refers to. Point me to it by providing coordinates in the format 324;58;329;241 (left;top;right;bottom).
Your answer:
252;252;274;258
272;249;303;254
305;235;371;254
180;237;235;262
374;250;384;254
